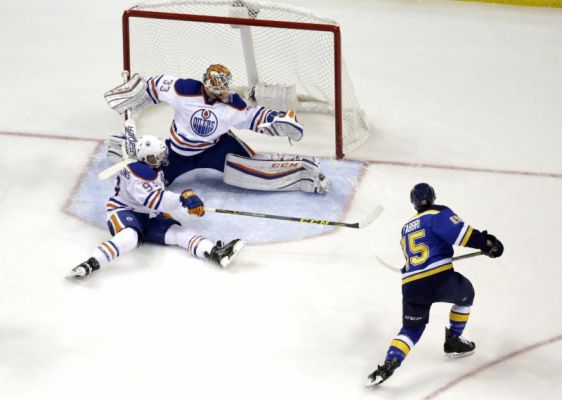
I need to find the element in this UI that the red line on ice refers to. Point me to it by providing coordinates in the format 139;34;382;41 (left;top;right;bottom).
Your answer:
365;159;562;179
0;130;101;142
422;333;562;400
2;131;560;178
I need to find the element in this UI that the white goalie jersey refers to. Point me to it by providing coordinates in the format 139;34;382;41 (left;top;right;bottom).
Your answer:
145;75;278;156
106;161;183;217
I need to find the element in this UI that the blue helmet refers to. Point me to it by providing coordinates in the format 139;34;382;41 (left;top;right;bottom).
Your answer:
410;183;436;211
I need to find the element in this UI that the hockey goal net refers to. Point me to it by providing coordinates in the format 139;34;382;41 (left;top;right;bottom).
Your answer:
123;0;370;159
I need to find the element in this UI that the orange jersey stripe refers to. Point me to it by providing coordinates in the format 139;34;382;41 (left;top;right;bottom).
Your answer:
102;242;116;258
170;127;213;148
110;214;124;233
228;161;302;178
148;189;162;209
150;79;160;101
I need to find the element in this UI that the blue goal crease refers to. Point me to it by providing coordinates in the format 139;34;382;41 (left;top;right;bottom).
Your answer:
64;145;367;244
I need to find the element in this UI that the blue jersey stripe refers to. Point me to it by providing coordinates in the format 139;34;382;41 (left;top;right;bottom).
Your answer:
154;191;164;210
108;240;120;257
250;106;265;130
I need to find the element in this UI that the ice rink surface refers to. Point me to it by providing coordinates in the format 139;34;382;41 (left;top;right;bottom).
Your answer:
1;0;561;399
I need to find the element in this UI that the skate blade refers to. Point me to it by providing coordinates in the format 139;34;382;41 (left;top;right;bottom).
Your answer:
220;240;246;268
365;377;383;388
66;268;86;279
445;349;475;359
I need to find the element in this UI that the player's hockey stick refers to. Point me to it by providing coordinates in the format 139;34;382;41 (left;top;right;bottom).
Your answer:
375;250;484;273
98;156;135;180
98;71;138;180
206;204;384;229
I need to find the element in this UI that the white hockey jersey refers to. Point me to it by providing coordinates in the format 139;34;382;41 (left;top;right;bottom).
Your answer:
106;161;183;218
145;75;277;156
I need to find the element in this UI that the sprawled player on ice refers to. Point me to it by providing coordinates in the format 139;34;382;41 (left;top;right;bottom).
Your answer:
104;64;329;194
68;135;244;278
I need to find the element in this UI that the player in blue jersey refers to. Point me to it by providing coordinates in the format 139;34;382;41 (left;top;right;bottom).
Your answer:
104;65;329;194
366;183;504;387
68;135;245;278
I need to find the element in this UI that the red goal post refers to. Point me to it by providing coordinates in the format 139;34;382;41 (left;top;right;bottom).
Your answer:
122;1;370;159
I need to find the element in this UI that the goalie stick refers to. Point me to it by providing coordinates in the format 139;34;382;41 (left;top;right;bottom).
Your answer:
98;71;138;180
206;204;383;229
375;251;484;273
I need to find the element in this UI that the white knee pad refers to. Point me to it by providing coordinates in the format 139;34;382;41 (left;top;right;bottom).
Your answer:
112;227;140;253
223;153;329;193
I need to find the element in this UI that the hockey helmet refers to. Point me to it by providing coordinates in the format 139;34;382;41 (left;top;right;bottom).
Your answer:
410;183;436;211
203;64;232;100
135;135;168;168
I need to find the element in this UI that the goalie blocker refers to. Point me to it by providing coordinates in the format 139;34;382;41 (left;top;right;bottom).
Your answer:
223;153;329;194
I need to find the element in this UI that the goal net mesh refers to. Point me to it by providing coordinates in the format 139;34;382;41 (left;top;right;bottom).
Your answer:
125;0;369;158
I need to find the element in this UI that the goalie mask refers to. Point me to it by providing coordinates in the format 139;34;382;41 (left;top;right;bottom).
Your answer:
203;64;232;101
135;135;169;169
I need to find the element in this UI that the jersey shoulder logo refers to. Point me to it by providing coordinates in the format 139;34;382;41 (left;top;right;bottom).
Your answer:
190;108;218;137
450;215;463;224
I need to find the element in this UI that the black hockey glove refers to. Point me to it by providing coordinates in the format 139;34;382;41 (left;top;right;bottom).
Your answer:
480;231;504;258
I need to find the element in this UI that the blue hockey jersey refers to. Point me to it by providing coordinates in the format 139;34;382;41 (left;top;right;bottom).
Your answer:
400;205;475;285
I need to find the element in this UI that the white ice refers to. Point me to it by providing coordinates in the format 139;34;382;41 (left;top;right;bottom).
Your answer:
0;1;561;399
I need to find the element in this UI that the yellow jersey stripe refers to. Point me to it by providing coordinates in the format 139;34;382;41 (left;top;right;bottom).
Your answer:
402;263;453;285
460;226;474;247
450;311;470;322
390;339;411;355
406;209;440;223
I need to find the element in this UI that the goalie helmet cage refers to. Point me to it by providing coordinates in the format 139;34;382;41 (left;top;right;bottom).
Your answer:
122;0;370;159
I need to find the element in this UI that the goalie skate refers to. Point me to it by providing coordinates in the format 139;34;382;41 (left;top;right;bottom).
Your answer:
315;173;329;194
205;239;245;268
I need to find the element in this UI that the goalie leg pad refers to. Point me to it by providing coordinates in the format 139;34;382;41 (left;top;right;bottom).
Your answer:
223;153;329;193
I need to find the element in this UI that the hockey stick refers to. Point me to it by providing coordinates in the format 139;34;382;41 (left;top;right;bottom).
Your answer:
98;155;135;180
98;71;138;180
206;204;384;229
375;251;484;273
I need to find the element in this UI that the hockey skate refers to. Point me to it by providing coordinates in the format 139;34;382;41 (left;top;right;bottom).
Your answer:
67;257;100;278
444;327;476;359
365;358;401;387
205;239;245;268
314;173;330;194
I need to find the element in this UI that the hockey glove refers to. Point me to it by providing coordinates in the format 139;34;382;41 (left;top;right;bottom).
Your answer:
480;231;504;258
180;189;205;217
104;73;152;114
258;110;303;142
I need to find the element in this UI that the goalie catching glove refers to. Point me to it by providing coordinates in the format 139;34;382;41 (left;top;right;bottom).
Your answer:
258;110;303;142
180;189;205;217
104;73;153;114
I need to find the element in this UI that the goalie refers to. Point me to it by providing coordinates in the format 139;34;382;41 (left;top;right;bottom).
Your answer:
104;65;329;194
